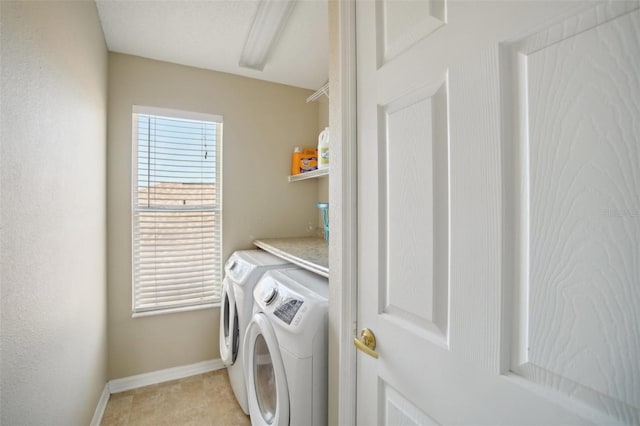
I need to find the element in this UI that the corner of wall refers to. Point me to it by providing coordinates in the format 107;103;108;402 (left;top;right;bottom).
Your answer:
1;1;109;424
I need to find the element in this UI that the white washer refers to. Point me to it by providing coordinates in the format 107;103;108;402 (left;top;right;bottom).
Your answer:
243;269;328;426
219;250;293;414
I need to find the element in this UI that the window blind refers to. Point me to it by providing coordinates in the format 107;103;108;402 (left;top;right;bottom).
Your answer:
132;107;222;314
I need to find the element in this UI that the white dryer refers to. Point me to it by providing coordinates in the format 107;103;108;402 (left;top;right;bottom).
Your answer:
243;269;328;426
219;250;293;414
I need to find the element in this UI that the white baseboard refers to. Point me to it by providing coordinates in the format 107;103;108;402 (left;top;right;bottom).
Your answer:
90;383;110;426
90;359;224;424
108;358;225;394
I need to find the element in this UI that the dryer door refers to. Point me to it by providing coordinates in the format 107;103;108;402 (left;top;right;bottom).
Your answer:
244;313;289;426
219;278;239;366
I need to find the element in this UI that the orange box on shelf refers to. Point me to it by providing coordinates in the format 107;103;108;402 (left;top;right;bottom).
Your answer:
291;147;318;175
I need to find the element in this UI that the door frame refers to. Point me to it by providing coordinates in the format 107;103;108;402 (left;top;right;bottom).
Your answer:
328;0;358;425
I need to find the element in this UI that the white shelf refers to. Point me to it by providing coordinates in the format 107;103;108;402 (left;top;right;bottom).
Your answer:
288;168;328;182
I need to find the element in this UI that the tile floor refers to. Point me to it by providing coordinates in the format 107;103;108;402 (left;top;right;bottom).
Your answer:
101;369;251;426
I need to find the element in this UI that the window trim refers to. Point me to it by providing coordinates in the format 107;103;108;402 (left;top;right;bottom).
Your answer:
130;105;223;317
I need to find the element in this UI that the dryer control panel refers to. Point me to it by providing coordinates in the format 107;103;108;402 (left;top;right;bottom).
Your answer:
225;257;251;283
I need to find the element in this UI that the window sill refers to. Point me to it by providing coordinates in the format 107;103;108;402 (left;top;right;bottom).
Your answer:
132;302;220;318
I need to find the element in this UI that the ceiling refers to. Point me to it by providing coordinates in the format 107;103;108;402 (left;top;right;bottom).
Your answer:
95;0;328;91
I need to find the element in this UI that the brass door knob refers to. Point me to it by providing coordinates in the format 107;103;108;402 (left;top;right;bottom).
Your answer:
353;328;379;359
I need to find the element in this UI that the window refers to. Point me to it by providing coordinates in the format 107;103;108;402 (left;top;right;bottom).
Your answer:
132;106;222;315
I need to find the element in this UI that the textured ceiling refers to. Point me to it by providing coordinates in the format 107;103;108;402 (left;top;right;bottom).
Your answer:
95;0;328;90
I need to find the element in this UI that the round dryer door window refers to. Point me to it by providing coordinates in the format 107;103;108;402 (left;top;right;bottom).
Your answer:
244;313;289;426
223;291;230;339
231;305;239;363
219;279;238;366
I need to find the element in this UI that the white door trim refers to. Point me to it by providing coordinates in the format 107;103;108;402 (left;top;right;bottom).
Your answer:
328;0;358;425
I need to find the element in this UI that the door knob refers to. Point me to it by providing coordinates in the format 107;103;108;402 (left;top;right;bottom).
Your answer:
353;328;379;359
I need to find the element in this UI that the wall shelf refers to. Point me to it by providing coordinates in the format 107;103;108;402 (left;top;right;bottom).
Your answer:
288;168;328;182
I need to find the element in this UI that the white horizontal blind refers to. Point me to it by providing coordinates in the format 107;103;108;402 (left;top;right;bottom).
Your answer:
132;107;222;314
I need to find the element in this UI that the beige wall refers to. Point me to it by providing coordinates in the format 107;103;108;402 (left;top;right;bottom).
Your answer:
0;1;108;424
107;53;320;379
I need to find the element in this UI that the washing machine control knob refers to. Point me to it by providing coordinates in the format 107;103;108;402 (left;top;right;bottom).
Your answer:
264;287;278;305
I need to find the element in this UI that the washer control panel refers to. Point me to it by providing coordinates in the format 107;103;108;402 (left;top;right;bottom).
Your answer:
263;287;279;305
254;270;328;333
274;298;304;325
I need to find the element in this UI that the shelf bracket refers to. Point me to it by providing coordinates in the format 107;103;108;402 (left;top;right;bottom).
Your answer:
306;82;329;103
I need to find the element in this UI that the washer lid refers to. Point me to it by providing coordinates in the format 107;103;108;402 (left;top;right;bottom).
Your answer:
244;313;289;426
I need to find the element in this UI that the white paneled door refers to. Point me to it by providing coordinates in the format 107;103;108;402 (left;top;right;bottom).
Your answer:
355;1;639;424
